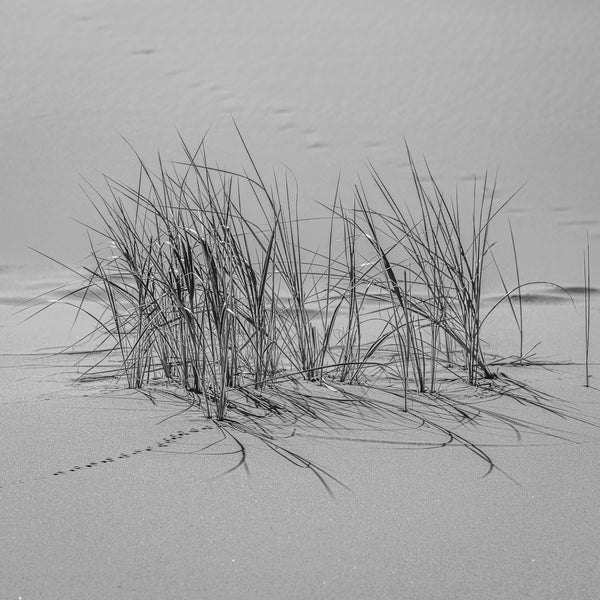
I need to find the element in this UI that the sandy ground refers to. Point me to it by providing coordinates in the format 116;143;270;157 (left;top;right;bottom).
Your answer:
1;266;600;599
2;3;600;597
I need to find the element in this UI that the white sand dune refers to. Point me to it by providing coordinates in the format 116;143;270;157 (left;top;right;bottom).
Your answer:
2;1;600;596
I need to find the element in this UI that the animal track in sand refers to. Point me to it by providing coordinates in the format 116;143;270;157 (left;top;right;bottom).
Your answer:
0;424;214;489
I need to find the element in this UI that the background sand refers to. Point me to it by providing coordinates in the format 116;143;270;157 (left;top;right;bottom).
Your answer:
1;1;599;285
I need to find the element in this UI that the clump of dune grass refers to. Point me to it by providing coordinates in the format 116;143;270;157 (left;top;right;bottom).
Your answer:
353;149;522;386
81;138;288;419
34;128;595;486
71;134;532;413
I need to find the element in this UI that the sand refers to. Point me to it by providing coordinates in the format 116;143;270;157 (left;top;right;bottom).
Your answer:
2;2;600;597
1;264;599;599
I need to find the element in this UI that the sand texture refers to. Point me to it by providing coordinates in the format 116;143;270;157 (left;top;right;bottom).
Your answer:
2;3;600;596
1;266;599;599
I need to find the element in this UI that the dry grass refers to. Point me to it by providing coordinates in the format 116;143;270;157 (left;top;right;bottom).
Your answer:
29;130;593;482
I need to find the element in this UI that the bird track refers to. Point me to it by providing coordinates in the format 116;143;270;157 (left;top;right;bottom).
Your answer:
0;424;214;490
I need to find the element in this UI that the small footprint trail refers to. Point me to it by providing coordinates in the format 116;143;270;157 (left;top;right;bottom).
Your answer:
0;423;214;490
